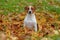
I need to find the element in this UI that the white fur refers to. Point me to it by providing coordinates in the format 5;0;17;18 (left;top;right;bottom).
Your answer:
24;14;37;32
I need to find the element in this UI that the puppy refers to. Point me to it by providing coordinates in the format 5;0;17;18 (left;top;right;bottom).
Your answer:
24;6;37;32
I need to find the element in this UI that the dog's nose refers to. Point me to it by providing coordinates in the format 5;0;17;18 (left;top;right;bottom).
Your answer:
29;11;31;14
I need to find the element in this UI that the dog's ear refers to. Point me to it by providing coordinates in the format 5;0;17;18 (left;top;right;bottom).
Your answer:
31;6;36;11
24;6;29;10
33;6;36;10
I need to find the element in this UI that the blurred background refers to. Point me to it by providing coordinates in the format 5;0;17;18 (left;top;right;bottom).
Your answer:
0;0;60;40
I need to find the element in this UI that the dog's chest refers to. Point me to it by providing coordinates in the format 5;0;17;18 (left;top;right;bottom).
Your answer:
25;17;34;25
24;14;36;27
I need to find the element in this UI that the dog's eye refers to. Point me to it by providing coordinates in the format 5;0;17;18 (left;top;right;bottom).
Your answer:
31;8;34;10
27;8;29;10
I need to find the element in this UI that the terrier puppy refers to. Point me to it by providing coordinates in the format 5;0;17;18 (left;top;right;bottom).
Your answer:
24;6;37;32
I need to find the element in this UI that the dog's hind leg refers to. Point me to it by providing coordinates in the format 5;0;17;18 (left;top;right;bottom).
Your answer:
34;23;37;32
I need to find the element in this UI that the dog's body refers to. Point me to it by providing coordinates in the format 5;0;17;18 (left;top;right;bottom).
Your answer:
24;6;37;32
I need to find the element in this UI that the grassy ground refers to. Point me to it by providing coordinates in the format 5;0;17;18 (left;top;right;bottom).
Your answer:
0;0;60;15
0;0;60;40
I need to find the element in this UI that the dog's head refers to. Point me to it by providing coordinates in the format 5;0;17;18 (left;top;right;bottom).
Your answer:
25;6;36;14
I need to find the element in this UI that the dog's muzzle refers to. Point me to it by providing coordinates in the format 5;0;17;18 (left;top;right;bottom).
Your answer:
28;11;32;14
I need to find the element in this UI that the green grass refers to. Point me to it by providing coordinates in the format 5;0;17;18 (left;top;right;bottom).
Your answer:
51;35;60;40
0;0;60;15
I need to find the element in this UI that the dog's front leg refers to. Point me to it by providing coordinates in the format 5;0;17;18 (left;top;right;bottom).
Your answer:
34;23;37;32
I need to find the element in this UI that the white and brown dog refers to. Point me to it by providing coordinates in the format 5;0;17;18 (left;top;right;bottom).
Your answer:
24;6;37;32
